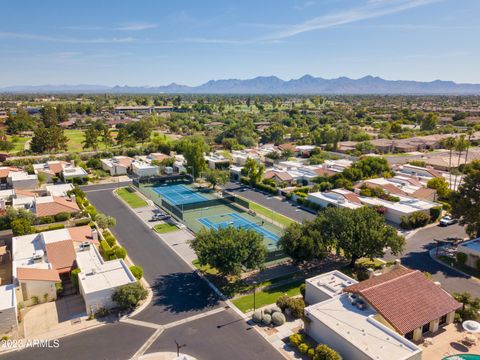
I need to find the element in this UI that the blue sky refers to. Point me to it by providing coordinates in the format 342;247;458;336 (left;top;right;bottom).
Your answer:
1;0;479;86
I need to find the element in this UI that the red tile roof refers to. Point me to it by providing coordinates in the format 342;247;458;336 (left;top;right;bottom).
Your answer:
17;267;61;282
264;171;293;182
45;240;76;273
345;267;461;334
48;162;67;175
0;167;21;178
68;225;97;244
35;196;80;217
278;143;297;152
314;168;336;177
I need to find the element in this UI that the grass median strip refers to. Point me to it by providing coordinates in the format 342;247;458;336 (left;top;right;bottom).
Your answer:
116;187;148;208
153;223;178;233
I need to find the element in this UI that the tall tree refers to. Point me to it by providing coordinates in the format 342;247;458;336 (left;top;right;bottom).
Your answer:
451;170;480;238
175;135;208;179
442;136;456;187
453;135;468;191
5;108;35;134
204;169;229;190
30;125;68;153
242;158;264;185
40;105;58;127
190;226;267;277
83;126;100;150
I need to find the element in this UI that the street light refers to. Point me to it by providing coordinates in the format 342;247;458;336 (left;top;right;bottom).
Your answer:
252;281;258;311
174;340;186;357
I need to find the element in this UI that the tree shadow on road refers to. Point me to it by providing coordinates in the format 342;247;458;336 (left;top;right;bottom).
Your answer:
151;272;220;314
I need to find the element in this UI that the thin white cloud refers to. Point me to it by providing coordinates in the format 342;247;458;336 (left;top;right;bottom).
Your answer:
65;22;157;31
264;0;442;40
115;22;157;31
0;32;134;43
294;1;317;10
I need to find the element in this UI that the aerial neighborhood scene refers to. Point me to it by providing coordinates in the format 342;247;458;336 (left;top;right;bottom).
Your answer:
1;1;480;360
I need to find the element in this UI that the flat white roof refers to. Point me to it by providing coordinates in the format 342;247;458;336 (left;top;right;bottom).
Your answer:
76;245;136;294
0;284;16;310
305;295;420;360
62;167;87;177
306;271;357;298
41;228;72;244
459;238;480;254
132;161;158;170
46;183;74;197
9;171;38;181
360;195;438;213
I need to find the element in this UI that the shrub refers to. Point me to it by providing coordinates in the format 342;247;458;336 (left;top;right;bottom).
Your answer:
252;310;263;323
40;216;55;224
95;213;116;230
31;296;39;305
457;252;467;266
102;230;117;247
307;348;316;359
289;333;304;347
45;223;65;231
54;212;71;222
314;344;342;360
429;206;442;222
94;307;109;318
85;205;97;218
114;246;127;259
261;313;272;325
112;282;148;310
271;311;286;326
129;265;143;280
75;218;91;226
100;240;114;260
55;283;63;296
300;284;306;299
299;343;309;354
276;295;290;311
400;211;430;230
288;297;305;319
71;268;81;291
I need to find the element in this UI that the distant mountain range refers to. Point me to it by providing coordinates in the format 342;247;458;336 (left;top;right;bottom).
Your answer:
2;75;480;94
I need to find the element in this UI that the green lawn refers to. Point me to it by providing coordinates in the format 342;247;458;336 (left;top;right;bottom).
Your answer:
246;199;295;227
6;135;30;153
64;130;86;152
116;187;148;208
231;280;304;313
153;223;178;233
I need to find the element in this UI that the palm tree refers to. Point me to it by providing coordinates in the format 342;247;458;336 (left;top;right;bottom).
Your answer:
458;129;474;187
442;136;456;188
453;135;468;191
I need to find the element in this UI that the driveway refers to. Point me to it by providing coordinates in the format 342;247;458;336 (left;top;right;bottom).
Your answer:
385;224;480;297
23;295;86;338
225;182;315;223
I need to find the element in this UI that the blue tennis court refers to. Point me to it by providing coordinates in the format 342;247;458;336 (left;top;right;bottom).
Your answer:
198;212;279;242
153;184;207;205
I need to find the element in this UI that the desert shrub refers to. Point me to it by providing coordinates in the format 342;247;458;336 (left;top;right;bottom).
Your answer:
262;313;272;325
288;297;305;319
54;212;71;222
31;296;39;305
94;307;109;318
457;252;467;266
299;343;309;354
271;311;286;326
129;265;143;280
307;348;316;359
276;295;290;311
314;345;342;360
252;310;263;323
112;282;148;309
289;333;304;347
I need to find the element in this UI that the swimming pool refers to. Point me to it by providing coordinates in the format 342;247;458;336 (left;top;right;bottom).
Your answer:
153;184;207;205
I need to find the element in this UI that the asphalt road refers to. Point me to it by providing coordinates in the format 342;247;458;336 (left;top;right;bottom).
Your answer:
1;322;155;360
1;182;283;360
385;223;480;297
225;182;316;223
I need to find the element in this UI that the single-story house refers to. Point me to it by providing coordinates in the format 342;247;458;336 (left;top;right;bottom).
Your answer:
131;161;159;178
101;156;134;176
33;195;80;218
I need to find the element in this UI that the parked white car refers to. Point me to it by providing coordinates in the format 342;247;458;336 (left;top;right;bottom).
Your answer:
439;215;456;226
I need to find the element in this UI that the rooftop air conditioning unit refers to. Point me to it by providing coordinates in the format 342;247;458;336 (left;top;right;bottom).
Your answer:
33;254;43;262
80;241;90;251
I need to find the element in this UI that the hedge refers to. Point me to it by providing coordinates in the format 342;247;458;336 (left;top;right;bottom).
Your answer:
75;218;91;227
54;212;71;222
254;182;278;195
71;268;81;291
400;211;430;230
35;223;65;232
102;230;117;247
100;240;114;260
